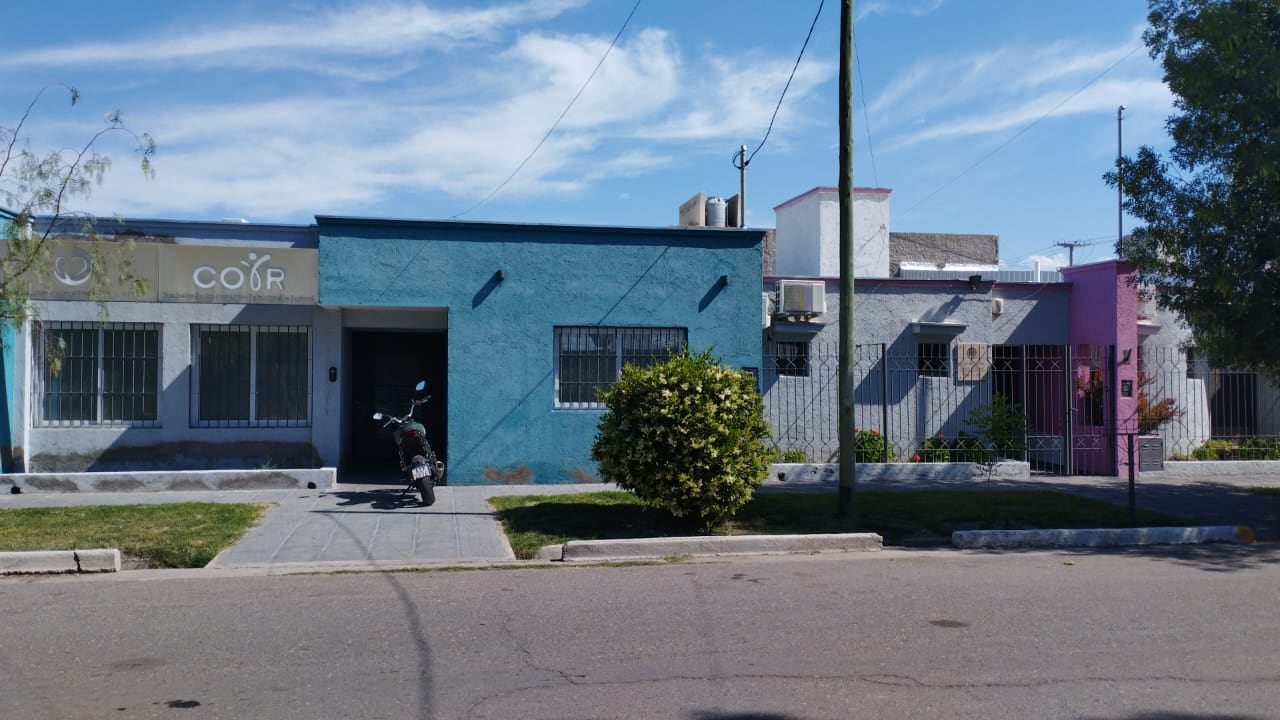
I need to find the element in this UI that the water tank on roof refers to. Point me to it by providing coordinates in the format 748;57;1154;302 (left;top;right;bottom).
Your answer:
705;196;726;227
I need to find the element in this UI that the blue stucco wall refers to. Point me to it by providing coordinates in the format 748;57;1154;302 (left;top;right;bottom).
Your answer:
318;218;764;485
1;323;14;472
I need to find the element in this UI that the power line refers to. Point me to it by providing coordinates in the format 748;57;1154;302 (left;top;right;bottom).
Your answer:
852;23;879;186
897;43;1145;221
451;0;643;219
736;0;824;170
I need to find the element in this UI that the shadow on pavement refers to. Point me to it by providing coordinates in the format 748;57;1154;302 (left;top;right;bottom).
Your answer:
327;489;423;511
1061;542;1280;574
1080;707;1269;712
689;713;808;720
997;478;1280;542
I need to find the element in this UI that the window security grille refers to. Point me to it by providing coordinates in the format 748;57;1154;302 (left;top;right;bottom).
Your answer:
35;322;160;427
775;341;810;377
917;342;950;379
554;326;687;408
192;324;312;427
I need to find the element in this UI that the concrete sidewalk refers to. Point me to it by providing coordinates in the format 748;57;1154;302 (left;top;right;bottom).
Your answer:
0;482;617;574
2;471;1277;574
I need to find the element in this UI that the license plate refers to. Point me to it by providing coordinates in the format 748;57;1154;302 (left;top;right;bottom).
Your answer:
411;465;431;480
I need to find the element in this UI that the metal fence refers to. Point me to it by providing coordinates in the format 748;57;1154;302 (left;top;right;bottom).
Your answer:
762;340;1158;473
1138;345;1280;460
761;340;1280;471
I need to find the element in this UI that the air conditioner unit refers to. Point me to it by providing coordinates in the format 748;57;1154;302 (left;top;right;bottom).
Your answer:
956;342;991;382
777;280;826;315
991;297;1005;316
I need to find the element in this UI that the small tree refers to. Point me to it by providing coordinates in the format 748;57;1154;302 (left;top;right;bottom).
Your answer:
1135;371;1183;435
2;85;155;335
591;347;773;529
965;395;1031;482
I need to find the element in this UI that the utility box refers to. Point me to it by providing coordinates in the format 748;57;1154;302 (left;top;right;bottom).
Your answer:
1138;436;1164;471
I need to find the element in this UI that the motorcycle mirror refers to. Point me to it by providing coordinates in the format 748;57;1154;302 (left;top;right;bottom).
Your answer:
372;412;384;420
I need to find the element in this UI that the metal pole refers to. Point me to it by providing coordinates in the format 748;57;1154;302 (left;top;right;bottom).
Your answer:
1117;105;1125;246
1127;433;1137;527
880;343;889;462
837;0;857;522
739;144;748;228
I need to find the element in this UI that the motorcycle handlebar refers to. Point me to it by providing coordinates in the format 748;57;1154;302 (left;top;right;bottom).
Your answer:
374;394;432;427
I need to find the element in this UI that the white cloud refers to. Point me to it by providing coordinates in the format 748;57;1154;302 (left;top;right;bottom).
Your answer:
55;19;828;220
1020;253;1069;272
865;28;1172;153
857;0;946;23
0;0;588;72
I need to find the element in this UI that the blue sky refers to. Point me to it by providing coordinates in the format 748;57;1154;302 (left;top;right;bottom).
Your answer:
1;0;1171;271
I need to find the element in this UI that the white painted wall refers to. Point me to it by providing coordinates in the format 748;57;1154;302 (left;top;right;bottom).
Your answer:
19;299;343;470
774;188;890;278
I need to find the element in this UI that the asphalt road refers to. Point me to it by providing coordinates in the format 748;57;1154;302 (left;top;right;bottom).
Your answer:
2;547;1278;720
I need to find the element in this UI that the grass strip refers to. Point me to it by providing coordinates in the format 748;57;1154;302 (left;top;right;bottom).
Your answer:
0;503;270;568
491;490;1190;560
1245;487;1280;497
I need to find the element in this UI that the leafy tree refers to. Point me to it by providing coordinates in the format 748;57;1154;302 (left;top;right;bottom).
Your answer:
1106;0;1280;375
1;85;155;333
591;347;773;530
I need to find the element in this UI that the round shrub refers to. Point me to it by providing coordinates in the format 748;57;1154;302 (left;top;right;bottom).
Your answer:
853;428;893;463
591;347;773;528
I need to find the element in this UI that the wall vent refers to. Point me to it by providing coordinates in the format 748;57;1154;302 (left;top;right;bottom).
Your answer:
956;342;991;382
991;297;1005;316
777;280;826;315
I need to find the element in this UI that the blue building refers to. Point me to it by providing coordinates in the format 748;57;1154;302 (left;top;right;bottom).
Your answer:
318;217;765;484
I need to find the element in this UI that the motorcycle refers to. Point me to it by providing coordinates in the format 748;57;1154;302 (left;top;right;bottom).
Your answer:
372;380;446;506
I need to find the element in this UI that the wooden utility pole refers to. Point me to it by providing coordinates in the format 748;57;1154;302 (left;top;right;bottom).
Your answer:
837;0;857;522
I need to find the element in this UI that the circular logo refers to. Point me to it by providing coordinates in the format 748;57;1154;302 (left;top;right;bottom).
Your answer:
53;250;93;286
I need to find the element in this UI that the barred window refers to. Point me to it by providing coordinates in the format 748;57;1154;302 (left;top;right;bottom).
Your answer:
917;342;950;379
775;341;810;377
35;322;160;426
192;325;311;427
554;326;686;408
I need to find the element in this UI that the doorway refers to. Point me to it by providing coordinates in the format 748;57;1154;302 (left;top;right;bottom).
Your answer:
348;330;447;473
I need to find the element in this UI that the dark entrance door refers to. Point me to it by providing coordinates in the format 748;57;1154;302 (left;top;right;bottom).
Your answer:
349;331;447;472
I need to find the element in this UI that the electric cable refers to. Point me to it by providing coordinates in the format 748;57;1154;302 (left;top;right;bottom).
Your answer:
897;42;1144;221
452;0;643;219
735;0;824;171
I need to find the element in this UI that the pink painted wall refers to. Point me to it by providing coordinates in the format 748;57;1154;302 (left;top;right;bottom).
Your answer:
1062;261;1139;476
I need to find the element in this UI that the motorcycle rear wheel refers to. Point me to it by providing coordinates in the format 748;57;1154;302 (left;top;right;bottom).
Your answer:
416;479;436;507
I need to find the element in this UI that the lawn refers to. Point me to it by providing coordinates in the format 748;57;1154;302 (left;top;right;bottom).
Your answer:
490;490;1190;560
1246;487;1280;497
0;503;270;568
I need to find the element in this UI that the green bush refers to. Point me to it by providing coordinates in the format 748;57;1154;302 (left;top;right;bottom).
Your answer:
914;433;985;463
915;435;949;463
591;347;773;528
853;428;894;463
779;449;809;463
1190;437;1280;461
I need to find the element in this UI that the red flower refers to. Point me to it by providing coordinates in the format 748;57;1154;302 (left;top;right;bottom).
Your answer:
871;429;879;436
912;454;922;462
936;433;944;439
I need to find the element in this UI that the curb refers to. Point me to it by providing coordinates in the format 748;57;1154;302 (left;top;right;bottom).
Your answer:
0;549;122;575
952;525;1254;549
540;533;884;562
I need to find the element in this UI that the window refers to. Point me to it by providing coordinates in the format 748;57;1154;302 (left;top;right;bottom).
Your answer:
917;342;950;378
35;322;160;426
192;325;311;427
554;326;686;408
774;341;810;377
